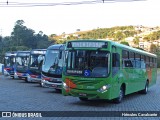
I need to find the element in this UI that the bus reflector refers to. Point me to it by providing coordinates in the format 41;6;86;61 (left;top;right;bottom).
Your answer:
5;68;11;70
30;75;37;78
66;78;76;88
43;77;51;81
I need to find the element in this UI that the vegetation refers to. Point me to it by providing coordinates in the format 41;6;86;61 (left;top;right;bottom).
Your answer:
143;30;160;41
0;20;53;62
120;41;130;46
1;20;160;67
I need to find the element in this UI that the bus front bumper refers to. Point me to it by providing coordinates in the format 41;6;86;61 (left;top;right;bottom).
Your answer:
27;74;41;83
4;69;10;76
14;72;27;79
41;80;62;89
62;88;110;100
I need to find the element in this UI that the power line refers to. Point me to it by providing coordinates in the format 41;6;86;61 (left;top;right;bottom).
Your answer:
1;1;98;7
0;0;146;7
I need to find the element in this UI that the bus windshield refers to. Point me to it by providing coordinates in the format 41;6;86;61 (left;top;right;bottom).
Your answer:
4;56;15;67
65;50;110;77
42;50;63;76
28;54;44;70
16;56;29;71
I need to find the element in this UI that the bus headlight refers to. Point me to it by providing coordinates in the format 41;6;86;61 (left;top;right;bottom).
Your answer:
63;82;69;89
27;74;30;78
98;84;110;93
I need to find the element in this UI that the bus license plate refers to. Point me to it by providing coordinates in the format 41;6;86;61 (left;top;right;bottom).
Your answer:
79;93;87;96
52;84;57;88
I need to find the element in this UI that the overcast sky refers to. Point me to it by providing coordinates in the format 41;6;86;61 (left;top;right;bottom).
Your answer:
0;0;159;36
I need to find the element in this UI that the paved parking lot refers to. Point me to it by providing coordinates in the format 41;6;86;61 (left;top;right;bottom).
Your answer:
0;74;160;119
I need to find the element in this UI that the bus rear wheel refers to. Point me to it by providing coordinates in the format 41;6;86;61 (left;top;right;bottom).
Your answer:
141;81;149;94
79;97;88;101
114;86;124;104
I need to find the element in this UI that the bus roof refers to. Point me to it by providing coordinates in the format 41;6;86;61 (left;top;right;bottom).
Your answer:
66;39;157;58
31;49;46;51
47;44;65;50
5;51;17;57
30;49;46;55
16;51;30;56
111;41;157;58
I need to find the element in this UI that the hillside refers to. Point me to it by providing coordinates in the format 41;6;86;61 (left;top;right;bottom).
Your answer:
51;25;160;50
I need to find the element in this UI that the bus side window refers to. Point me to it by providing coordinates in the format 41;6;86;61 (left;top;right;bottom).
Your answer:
122;50;129;68
155;58;157;68
124;60;133;68
150;57;153;68
154;58;157;68
146;56;149;68
135;53;141;68
112;53;120;76
129;51;135;68
141;55;145;69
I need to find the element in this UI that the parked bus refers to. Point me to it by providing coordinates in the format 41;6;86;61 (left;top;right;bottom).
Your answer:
13;51;30;80
41;44;65;91
62;40;157;103
26;49;46;83
4;52;17;77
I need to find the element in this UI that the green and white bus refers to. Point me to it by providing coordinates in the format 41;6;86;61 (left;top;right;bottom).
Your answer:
62;40;157;103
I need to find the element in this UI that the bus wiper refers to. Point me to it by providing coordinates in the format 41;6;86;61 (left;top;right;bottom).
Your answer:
50;57;59;70
97;47;102;51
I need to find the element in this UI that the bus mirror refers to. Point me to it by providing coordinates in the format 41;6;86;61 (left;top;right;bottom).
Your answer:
59;51;62;59
102;42;108;48
13;58;16;63
67;42;72;48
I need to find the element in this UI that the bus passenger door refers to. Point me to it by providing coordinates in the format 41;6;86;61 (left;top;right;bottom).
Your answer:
111;52;121;99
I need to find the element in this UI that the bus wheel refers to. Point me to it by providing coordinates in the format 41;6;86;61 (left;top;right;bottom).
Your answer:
25;78;29;83
79;97;88;101
141;81;149;94
55;89;62;93
114;86;124;104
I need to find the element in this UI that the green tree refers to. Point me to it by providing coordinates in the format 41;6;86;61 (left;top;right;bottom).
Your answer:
114;31;125;41
0;20;52;62
11;20;36;49
150;44;157;53
135;47;144;50
133;36;140;46
120;41;129;46
34;31;51;49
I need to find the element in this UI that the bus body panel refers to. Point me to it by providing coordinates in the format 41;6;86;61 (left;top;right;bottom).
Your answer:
41;44;65;89
14;51;30;79
4;52;17;77
27;49;46;82
62;40;157;100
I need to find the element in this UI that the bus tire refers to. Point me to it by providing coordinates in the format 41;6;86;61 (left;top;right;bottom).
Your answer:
25;78;29;83
141;81;149;94
55;89;62;93
79;97;88;101
114;86;124;104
